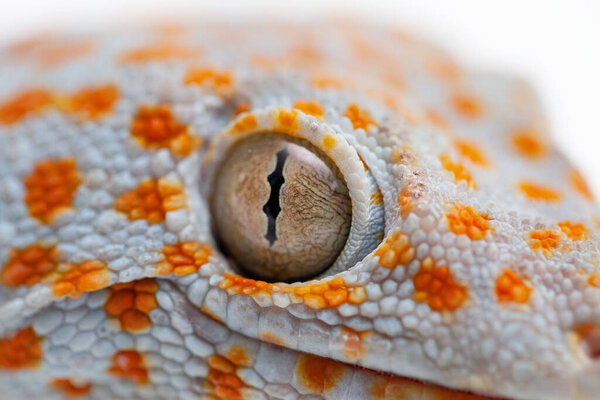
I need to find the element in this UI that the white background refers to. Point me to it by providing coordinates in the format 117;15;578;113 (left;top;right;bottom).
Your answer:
1;0;599;195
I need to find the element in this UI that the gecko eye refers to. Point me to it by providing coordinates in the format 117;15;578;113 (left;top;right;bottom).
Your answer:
210;132;352;282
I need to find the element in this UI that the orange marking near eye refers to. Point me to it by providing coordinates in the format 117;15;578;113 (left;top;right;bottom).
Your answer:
108;350;148;384
439;153;475;188
120;42;198;63
322;133;337;150
451;93;484;119
115;177;186;224
569;169;595;201
50;378;92;397
64;83;119;120
130;104;201;156
184;67;235;97
446;204;492;240
24;157;81;223
277;108;299;134
294;99;324;120
229;114;257;134
105;278;158;332
495;269;532;303
219;274;365;309
529;230;561;255
589;274;600;288
344;103;377;131
50;260;111;297
296;354;346;394
374;231;415;268
511;128;547;159
157;242;211;276
207;355;246;400
370;189;383;206
0;326;42;370
454;140;489;167
413;257;467;312
558;221;588;241
519;181;561;202
226;345;250;367
1;244;59;287
398;186;414;219
37;40;93;68
233;101;250;115
0;88;54;125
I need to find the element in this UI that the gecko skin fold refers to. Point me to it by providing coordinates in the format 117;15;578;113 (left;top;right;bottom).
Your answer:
0;20;599;400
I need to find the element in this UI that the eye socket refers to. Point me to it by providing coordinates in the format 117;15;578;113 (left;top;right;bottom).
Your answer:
211;132;352;282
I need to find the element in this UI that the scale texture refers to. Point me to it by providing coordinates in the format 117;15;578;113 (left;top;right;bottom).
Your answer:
0;21;599;400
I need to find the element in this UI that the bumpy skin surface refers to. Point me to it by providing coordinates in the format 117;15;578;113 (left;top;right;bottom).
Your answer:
1;21;599;400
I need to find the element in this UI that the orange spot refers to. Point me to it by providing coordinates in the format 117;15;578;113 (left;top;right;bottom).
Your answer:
341;327;367;360
24;157;81;223
115;178;186;224
344;103;377;131
184;67;235;97
398;186;414;219
296;354;345;394
519;181;561;202
322;133;337;150
374;231;415;268
0;327;42;369
495;269;532;303
207;354;246;400
413;257;467;312
589;273;600;288
50;260;111;297
426;109;449;130
294;99;324;120
120;42;197;63
157;242;212;276
130;105;201;156
229;113;258;134
227;345;250;367
108;350;148;384
50;378;92;397
451;93;484;119
370;189;383;206
277;108;299;134
233;101;250;115
0;88;54;125
454;140;489;167
511;128;547;159
529;230;561;255
558;221;588;241
370;374;491;400
311;74;344;89
64;83;119;120
105;278;157;332
1;244;59;287
439;153;475;188
570;169;595;201
446;204;492;240
219;274;365;309
37;40;93;68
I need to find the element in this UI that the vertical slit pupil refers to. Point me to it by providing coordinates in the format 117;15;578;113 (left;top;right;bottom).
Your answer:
263;148;289;246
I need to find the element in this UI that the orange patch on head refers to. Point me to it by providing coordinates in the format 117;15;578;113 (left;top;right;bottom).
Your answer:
296;354;346;394
558;221;588;241
50;378;92;397
207;355;246;400
529;229;561;256
294;99;324;119
511;128;547;159
105;278;158;332
0;326;42;369
51;260;110;297
322;133;337;150
451;93;484;119
413;257;467;312
0;88;54;125
454;140;489;167
64;84;119;120
374;231;415;268
120;42;197;63
229;113;258;135
24;157;81;223
370;189;383;206
344;103;377;131
569;169;595;201
439;153;475;188
184;67;235;97
588;274;600;288
1;244;59;287
446;204;492;240
130;105;201;156
277;108;299;134
226;345;250;367
157;242;211;276
370;374;491;400
37;40;93;68
115;177;186;224
519;181;561;202
495;269;532;303
108;350;148;384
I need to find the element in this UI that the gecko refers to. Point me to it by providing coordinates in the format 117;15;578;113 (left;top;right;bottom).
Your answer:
0;19;599;400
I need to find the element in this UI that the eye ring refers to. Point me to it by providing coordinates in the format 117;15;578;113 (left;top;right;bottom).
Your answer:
203;107;384;282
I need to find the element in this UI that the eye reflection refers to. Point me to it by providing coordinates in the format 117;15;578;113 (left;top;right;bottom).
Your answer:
211;132;352;282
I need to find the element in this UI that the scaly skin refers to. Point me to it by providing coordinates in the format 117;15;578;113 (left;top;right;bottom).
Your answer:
0;21;599;400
